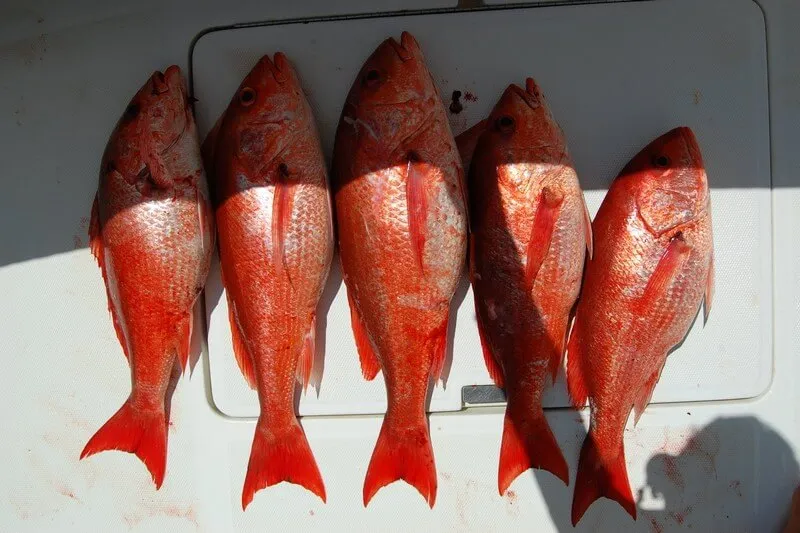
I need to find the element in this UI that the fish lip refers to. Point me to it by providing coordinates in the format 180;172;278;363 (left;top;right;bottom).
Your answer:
258;53;288;84
387;32;415;61
507;83;540;110
151;70;169;95
673;125;710;210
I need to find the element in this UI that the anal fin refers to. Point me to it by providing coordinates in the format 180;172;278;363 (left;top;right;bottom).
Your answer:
221;262;256;389
633;362;665;425
470;235;505;388
296;314;316;393
473;293;505;388
566;319;587;407
347;290;380;380
581;192;593;259
176;312;193;372
429;314;448;385
704;250;715;323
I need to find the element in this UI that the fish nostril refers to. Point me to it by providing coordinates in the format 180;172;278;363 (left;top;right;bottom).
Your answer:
362;69;381;87
496;115;515;133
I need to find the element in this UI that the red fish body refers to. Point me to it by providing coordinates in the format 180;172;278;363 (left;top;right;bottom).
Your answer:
81;66;214;487
467;78;592;494
204;54;332;508
332;32;467;507
567;127;714;524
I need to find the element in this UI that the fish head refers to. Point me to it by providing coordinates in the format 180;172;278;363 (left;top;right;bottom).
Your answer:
490;78;562;151
620;127;709;236
478;78;568;188
221;53;305;173
111;65;191;177
340;32;435;150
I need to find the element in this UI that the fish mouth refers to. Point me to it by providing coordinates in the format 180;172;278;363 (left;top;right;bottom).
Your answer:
507;79;540;110
387;31;417;61
257;53;288;83
152;71;169;95
662;126;704;169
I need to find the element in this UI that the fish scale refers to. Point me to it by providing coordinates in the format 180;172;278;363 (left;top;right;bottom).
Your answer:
462;77;592;497
332;31;467;508
81;65;213;489
567;126;714;526
203;53;333;509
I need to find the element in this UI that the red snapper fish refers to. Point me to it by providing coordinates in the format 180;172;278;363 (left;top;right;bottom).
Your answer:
203;54;333;508
567;127;714;524
467;78;592;494
332;32;468;507
81;66;214;487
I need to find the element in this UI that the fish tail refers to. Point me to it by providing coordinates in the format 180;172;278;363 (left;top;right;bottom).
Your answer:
498;403;568;495
363;414;437;508
572;430;636;526
242;418;326;509
80;398;167;488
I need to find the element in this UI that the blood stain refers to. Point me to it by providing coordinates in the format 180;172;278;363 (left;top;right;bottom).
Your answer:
662;455;685;489
309;510;315;516
670;511;685;525
669;506;693;525
649;518;664;533
685;431;720;475
729;480;742;497
464;92;478;102
55;484;79;502
161;505;199;528
506;490;516;504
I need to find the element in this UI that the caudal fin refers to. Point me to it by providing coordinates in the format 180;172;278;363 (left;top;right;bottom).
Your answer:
242;419;326;509
499;408;568;495
571;431;636;526
80;399;167;488
363;416;437;508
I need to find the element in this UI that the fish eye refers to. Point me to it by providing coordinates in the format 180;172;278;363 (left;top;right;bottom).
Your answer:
496;115;515;133
362;69;381;87
239;87;256;106
652;155;671;168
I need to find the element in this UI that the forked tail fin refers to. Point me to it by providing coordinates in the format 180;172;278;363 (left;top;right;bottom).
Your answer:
572;430;636;525
363;415;437;508
241;418;326;509
80;398;167;488
498;406;568;495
